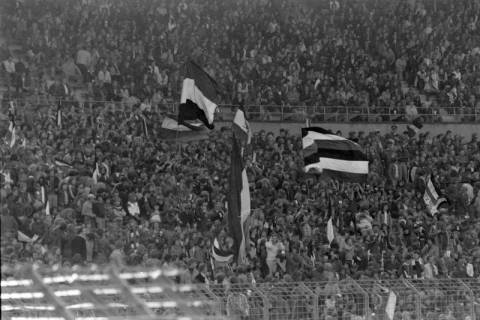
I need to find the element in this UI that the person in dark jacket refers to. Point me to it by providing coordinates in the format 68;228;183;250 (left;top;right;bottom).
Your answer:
70;229;87;262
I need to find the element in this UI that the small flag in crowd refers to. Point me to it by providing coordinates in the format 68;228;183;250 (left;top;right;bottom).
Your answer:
227;107;252;264
407;117;423;136
1;170;13;185
140;114;148;138
178;60;220;130
158;115;208;141
212;238;234;263
57;105;62;128
302;127;369;182
385;290;397;320
92;162;100;184
408;166;418;183
17;230;39;243
327;217;335;245
232;106;252;145
8;109;16;148
54;159;74;169
41;186;46;204
45;200;50;216
423;176;447;215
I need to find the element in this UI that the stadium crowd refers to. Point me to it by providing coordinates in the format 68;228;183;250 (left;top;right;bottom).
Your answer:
1;0;480;318
1;0;480;117
1;100;479;282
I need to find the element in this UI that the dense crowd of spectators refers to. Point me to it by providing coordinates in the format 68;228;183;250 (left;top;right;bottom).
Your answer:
1;100;479;318
1;99;479;280
1;0;480;318
1;0;480;117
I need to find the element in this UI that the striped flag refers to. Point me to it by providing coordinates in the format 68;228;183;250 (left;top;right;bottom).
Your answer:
158;116;208;141
178;60;220;130
228;107;251;264
423;176;447;215
211;238;234;263
232;106;252;144
54;159;74;169
302;127;369;182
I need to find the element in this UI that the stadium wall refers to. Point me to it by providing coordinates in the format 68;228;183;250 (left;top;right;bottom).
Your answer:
218;122;480;138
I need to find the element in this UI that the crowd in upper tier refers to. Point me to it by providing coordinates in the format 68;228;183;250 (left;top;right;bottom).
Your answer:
1;0;480;117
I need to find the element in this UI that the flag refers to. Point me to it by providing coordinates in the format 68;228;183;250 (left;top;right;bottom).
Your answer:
9;127;16;147
409;166;418;183
302;127;369;182
8;110;16;148
1;170;13;185
57;106;62;128
18;231;39;243
227;108;251;264
385;290;397;320
140;114;148;138
45;200;50;216
211;238;234;263
327;217;334;244
158;116;208;141
423;176;447;215
54;159;74;169
232;106;252;144
41;186;46;204
92;162;100;184
407;117;423;136
178;60;220;130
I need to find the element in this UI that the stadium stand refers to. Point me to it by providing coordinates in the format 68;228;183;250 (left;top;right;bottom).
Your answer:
1;0;479;319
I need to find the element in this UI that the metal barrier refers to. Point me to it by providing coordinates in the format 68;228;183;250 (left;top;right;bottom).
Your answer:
3;96;480;123
204;279;480;320
2;268;480;320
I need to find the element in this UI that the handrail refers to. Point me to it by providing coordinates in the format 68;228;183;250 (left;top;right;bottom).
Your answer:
3;97;480;123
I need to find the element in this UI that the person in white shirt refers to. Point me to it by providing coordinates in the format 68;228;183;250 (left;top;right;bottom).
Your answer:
76;46;92;82
265;234;285;275
3;56;16;91
98;65;111;85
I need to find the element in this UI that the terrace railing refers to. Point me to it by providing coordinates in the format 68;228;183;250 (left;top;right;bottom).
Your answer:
3;97;480;123
2;265;479;320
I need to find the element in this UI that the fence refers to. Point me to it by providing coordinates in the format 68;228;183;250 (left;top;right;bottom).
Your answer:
2;265;479;320
206;279;480;320
3;96;480;123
